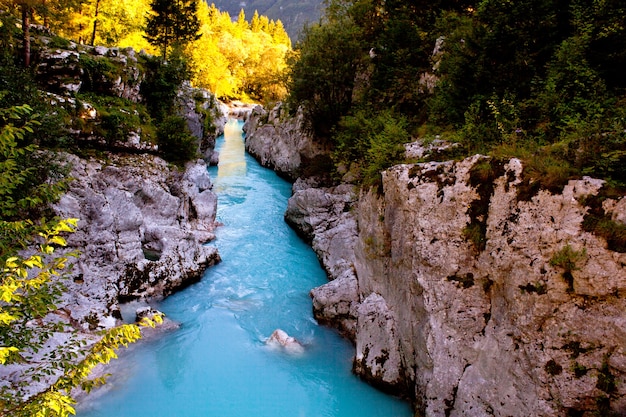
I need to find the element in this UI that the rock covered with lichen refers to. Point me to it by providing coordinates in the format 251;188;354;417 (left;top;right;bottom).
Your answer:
292;153;626;416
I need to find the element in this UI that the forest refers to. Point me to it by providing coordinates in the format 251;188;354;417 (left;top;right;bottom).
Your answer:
1;0;626;415
1;0;291;101
210;0;323;40
288;0;626;190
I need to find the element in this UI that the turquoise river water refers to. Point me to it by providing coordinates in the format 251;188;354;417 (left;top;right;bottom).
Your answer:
78;120;412;417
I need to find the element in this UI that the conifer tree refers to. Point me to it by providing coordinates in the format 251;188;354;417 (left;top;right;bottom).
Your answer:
236;8;247;31
250;9;260;32
144;0;201;59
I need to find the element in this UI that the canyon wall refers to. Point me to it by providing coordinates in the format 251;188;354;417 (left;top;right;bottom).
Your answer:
246;110;626;416
53;153;220;330
349;158;626;417
244;103;330;181
1;36;225;400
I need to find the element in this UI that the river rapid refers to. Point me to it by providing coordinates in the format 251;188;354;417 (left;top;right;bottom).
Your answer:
78;119;411;417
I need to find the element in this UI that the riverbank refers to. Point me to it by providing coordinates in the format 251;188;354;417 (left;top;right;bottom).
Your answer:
244;103;626;417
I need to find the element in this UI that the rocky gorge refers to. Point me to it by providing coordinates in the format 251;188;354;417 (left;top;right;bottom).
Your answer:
1;39;226;394
35;39;227;325
245;104;626;417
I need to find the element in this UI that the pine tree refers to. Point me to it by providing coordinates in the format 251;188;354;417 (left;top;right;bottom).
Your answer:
144;0;201;59
236;8;247;31
250;9;260;32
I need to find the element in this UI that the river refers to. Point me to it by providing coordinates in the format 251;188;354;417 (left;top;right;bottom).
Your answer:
78;119;411;417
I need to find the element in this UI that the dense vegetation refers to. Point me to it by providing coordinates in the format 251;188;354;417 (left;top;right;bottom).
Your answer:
288;0;626;189
189;3;291;101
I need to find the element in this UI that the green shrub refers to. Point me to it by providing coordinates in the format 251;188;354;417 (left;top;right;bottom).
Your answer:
79;54;122;93
550;244;586;272
463;223;486;252
156;116;197;165
333;108;409;188
77;93;155;146
47;36;72;49
363;115;408;187
140;52;191;121
550;244;586;291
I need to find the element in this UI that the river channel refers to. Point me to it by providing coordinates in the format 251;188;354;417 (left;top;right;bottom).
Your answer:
78;119;411;417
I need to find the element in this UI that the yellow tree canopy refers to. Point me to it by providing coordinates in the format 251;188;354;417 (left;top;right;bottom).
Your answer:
188;2;291;102
1;0;290;102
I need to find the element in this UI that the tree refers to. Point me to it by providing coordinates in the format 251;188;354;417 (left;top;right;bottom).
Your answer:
91;0;152;49
0;0;87;66
144;0;201;59
0;104;162;417
0;104;69;255
0;217;163;417
287;16;364;137
235;8;247;31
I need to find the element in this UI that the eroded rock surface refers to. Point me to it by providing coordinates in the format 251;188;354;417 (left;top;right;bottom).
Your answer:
295;155;626;416
244;103;329;181
285;180;360;339
53;153;220;331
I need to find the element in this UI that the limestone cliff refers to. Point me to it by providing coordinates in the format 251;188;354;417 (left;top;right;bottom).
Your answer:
244;103;330;181
286;154;626;416
53;153;220;330
228;99;626;417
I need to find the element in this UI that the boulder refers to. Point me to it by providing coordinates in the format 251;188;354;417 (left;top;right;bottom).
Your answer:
266;329;305;354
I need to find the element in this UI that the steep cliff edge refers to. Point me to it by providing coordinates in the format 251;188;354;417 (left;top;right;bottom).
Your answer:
244;104;626;416
353;157;625;416
288;156;626;416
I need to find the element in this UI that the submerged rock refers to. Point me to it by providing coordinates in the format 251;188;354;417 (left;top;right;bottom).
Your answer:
266;329;305;354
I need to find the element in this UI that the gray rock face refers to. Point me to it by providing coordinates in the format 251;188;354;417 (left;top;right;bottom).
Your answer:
176;82;226;164
36;49;83;94
294;155;626;416
244;103;329;180
285;181;360;339
53;153;220;330
226;101;255;120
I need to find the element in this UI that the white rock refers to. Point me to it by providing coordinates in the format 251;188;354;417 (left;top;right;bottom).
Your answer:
266;329;305;354
244;103;329;181
296;154;626;415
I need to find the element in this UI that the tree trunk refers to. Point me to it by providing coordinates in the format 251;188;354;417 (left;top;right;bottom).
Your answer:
42;0;48;27
21;3;31;67
90;0;101;46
